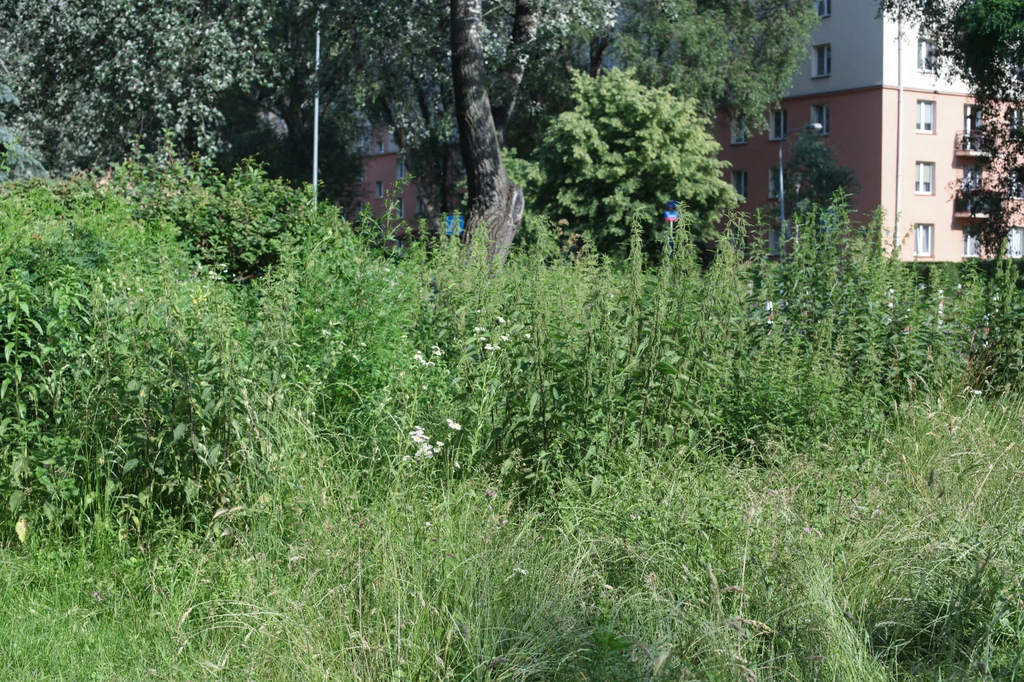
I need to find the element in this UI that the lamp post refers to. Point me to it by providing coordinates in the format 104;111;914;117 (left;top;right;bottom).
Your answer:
778;122;823;243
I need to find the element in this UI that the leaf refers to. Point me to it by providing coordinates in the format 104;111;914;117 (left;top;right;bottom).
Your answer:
173;423;187;442
4;342;12;362
15;517;29;544
1;378;9;400
8;490;24;514
528;392;540;417
122;459;139;474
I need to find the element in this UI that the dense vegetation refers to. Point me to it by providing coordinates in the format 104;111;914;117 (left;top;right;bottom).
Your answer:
1;166;1023;679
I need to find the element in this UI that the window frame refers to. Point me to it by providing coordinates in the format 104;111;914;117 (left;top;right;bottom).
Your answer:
770;110;788;141
768;167;781;199
811;104;830;135
397;197;404;219
813;44;832;78
375;181;384;199
397;160;406;180
914;224;934;257
732;170;748;200
817;0;831;17
376;140;384;154
1008;227;1024;258
915;161;935;194
963;230;981;258
916;100;936;133
917;39;935;72
730;119;748;145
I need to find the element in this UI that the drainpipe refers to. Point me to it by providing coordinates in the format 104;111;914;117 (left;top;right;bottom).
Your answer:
894;10;905;252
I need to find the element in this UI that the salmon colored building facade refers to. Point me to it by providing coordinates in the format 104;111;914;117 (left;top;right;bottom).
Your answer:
715;0;1023;261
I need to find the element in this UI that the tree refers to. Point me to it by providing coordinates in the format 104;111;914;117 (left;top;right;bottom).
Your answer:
0;80;45;181
783;132;860;216
879;0;1024;253
534;69;736;255
451;0;526;260
0;0;269;172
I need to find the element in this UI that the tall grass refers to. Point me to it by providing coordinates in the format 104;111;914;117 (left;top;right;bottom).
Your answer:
1;165;1022;679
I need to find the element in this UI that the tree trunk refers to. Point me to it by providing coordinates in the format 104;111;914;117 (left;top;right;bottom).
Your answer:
491;0;537;146
451;0;524;263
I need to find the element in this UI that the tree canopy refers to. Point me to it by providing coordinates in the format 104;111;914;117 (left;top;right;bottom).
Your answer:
535;70;736;254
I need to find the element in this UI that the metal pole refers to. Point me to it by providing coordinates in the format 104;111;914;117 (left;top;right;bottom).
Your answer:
312;19;321;206
894;7;904;252
779;138;786;243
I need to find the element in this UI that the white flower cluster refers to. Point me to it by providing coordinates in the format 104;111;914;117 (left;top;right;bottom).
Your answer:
447;418;462;431
413;351;435;367
408;425;444;460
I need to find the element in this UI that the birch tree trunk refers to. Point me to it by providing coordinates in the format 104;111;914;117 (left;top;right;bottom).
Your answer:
450;0;524;263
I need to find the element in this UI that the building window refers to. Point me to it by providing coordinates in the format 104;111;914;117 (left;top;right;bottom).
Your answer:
397;160;406;180
396;198;404;219
817;0;831;17
916;101;935;133
770;110;787;140
730;119;748;144
811;104;830;135
768;227;781;254
1008;227;1024;258
917;39;935;72
353;201;362;217
376;140;384;154
963;230;981;258
963;165;982;190
416;196;425;214
375;181;384;198
814;44;832;77
768;167;781;199
732;170;748;200
914;224;933;256
915;162;935;194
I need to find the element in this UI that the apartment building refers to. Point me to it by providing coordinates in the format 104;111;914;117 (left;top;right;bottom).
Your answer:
715;0;1023;261
353;129;424;227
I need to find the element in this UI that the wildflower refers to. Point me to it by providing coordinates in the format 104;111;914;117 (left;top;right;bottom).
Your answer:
447;418;462;430
525;333;532;340
484;343;501;351
485;488;496;498
479;336;487;342
513;567;527;576
435;441;444;448
474;326;487;333
497;316;506;324
970;389;983;396
454;461;461;469
432;345;443;357
92;591;104;603
413;351;435;366
501;335;509;342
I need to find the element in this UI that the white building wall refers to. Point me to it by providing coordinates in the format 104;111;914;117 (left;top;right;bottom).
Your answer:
787;0;886;98
881;19;971;94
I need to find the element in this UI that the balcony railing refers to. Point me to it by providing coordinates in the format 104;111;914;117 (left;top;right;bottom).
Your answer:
955;131;990;156
954;187;1000;218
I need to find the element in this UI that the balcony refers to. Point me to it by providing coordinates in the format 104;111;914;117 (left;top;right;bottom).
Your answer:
954;187;1000;219
955;131;990;156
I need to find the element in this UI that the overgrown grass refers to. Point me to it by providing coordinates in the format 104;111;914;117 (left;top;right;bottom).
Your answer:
1;168;1023;679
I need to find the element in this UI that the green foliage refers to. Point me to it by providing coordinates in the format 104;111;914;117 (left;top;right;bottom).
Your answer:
113;147;315;281
612;0;820;125
0;82;45;182
535;70;737;254
1;0;269;171
4;166;1024;679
